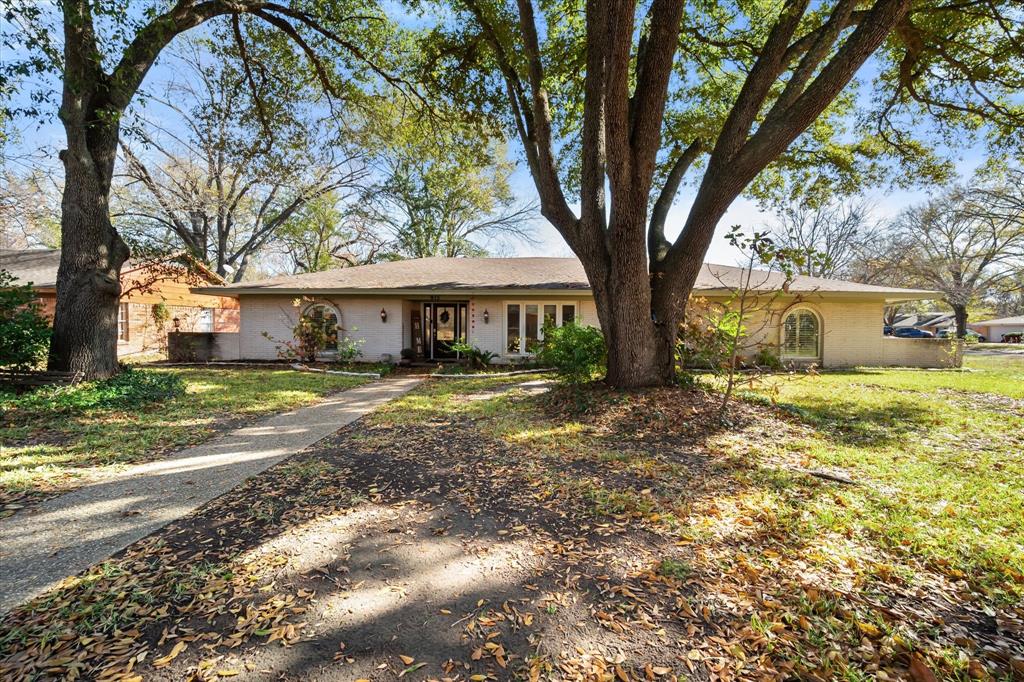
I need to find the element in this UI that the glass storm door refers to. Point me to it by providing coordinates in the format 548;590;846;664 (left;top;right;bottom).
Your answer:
423;303;467;360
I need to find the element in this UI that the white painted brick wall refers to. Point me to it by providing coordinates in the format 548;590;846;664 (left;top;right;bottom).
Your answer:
235;292;949;368
238;295;404;362
818;298;884;367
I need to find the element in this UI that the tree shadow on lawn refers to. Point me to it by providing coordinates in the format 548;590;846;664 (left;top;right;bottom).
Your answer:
1;384;1019;681
776;398;935;447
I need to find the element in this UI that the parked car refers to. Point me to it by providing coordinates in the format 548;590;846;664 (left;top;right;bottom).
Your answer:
883;325;894;336
937;329;986;342
892;327;935;338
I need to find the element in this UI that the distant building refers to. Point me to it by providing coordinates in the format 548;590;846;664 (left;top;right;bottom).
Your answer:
970;315;1024;343
0;249;240;357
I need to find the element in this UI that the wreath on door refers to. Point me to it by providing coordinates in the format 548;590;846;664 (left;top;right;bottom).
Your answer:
439;310;450;324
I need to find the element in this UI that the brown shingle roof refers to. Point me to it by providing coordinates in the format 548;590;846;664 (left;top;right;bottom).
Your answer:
195;256;939;299
0;248;61;288
1;249;226;290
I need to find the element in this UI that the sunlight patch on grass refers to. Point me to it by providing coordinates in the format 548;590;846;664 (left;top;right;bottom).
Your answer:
0;368;370;505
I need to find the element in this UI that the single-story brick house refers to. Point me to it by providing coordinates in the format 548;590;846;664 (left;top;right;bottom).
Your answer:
1;248;240;357
970;315;1024;343
191;257;957;368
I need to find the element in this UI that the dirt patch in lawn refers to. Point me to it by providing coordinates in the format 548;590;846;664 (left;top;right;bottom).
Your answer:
1;381;1021;681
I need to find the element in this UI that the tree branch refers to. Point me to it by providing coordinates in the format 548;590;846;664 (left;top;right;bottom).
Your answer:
648;139;702;263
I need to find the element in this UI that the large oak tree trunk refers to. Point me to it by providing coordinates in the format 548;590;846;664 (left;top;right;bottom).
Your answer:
587;264;681;388
578;205;681;389
48;96;130;379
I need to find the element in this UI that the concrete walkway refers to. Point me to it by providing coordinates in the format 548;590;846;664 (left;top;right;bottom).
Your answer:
0;375;422;613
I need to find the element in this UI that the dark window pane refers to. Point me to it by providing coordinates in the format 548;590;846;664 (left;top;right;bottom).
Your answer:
507;304;520;353
525;304;539;352
561;304;575;326
543;304;557;329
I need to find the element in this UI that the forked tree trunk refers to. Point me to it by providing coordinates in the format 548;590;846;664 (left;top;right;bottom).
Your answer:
578;210;681;389
48;98;130;379
589;272;682;388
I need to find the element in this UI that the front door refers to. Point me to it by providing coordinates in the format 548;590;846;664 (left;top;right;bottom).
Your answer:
423;303;467;360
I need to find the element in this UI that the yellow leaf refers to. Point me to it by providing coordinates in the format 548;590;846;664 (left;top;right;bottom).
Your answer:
217;669;240;677
857;621;882;638
152;641;186;668
399;655;415;665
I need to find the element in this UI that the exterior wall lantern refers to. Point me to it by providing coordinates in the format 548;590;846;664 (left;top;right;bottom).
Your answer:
380;307;388;323
483;309;490;324
172;317;181;330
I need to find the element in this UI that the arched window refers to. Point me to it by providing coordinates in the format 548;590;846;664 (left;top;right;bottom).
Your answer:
781;307;821;360
303;303;339;352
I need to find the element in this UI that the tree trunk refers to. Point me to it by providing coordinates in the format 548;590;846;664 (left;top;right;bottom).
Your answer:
578;210;679;389
591;275;679;388
48;95;129;379
952;303;968;339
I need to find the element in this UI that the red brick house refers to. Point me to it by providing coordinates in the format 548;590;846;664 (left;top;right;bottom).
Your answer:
1;249;239;357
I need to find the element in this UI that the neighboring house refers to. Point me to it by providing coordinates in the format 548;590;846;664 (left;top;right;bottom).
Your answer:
970;315;1024;343
0;248;240;357
191;256;956;368
890;312;955;335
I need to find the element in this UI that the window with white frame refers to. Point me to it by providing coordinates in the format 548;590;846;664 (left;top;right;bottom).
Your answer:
505;301;577;354
302;303;340;352
781;307;821;360
117;302;130;342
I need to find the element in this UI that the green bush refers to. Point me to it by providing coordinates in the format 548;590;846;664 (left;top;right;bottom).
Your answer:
754;347;782;369
0;269;51;369
4;367;185;412
449;341;497;370
536;323;606;384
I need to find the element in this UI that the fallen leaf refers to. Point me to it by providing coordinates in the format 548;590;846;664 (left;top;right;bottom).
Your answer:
152;641;186;668
909;654;938;682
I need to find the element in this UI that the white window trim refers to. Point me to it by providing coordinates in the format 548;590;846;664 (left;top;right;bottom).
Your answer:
504;301;578;355
301;302;341;355
780;306;822;361
117;302;130;344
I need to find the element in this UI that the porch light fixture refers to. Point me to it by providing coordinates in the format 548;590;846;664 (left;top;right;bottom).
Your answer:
380;307;388;323
483;309;489;324
172;317;181;330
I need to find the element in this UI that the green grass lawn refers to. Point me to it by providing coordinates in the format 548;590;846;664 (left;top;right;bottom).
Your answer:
0;368;370;509
733;355;1024;602
3;363;1019;681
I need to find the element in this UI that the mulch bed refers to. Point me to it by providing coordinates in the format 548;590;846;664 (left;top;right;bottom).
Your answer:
1;383;1021;681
